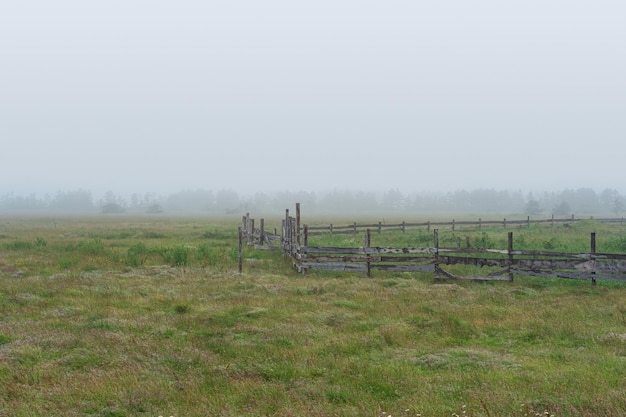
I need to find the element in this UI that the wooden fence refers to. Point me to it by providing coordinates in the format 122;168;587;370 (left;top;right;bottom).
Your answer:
239;204;626;284
306;215;625;235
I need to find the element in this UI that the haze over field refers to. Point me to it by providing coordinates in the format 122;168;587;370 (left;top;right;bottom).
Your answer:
1;1;625;198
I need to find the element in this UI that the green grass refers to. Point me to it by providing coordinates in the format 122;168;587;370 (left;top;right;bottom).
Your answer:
1;216;626;416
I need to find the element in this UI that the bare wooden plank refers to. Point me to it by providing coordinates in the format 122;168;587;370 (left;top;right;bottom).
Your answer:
300;246;367;254
439;248;510;255
373;247;437;254
378;255;434;262
301;255;382;263
302;263;367;272
512;259;606;270
438;256;509;268
371;264;435;273
300;246;436;255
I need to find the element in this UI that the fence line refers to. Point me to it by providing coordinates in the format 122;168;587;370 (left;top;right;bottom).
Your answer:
306;215;624;235
239;204;626;284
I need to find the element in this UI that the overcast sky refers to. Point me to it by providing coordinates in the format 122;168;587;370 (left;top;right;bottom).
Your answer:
1;1;625;198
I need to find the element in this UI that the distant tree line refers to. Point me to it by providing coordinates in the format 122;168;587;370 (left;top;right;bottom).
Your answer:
0;187;624;216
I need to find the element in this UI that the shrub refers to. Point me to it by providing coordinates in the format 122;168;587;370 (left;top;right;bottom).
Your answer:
127;242;149;267
165;246;189;267
34;237;48;247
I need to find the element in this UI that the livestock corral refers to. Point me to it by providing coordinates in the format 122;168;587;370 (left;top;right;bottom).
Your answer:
241;203;626;284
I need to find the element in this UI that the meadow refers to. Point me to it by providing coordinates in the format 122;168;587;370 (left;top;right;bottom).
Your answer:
1;215;626;416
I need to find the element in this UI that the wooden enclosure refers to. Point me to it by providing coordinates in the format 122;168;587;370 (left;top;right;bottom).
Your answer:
239;204;626;284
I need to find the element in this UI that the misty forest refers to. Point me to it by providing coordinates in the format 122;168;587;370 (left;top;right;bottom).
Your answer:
1;187;625;216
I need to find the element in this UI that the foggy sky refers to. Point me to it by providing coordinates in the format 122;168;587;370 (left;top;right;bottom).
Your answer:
2;1;625;198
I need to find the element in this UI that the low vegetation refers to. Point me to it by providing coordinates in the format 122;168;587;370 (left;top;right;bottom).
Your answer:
1;216;626;416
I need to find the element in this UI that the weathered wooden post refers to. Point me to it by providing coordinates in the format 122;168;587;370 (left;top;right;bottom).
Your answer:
238;227;243;274
301;224;308;276
366;228;371;278
284;209;289;254
248;219;254;246
296;203;301;246
427;221;430;232
508;232;514;282
281;219;286;253
591;232;597;285
551;214;555;228
478;218;482;231
378;221;382;234
259;218;265;246
292;217;297;257
503;218;507;229
527;216;530;228
434;229;440;281
402;221;406;233
452;219;455;232
353;222;357;234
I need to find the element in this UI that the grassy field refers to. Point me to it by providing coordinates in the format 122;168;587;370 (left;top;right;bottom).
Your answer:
1;215;626;416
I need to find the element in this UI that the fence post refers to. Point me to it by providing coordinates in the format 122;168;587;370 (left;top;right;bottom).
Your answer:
551;214;554;228
296;203;301;246
330;224;333;235
508;232;514;282
366;228;371;278
281;220;285;253
246;213;250;240
402;221;406;233
478;218;481;231
427;221;430;232
291;217;297;257
283;209;289;254
301;224;308;275
452;219;455;232
503;218;507;229
353;222;357;234
434;229;440;281
527;216;530;228
259;219;265;246
378;221;382;234
591;232;596;285
248;219;254;246
238;227;243;274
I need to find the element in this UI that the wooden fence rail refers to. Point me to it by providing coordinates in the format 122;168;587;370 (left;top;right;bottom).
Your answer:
305;215;624;235
239;204;626;284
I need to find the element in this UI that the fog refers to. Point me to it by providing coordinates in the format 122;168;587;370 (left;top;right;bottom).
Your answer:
2;1;625;200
